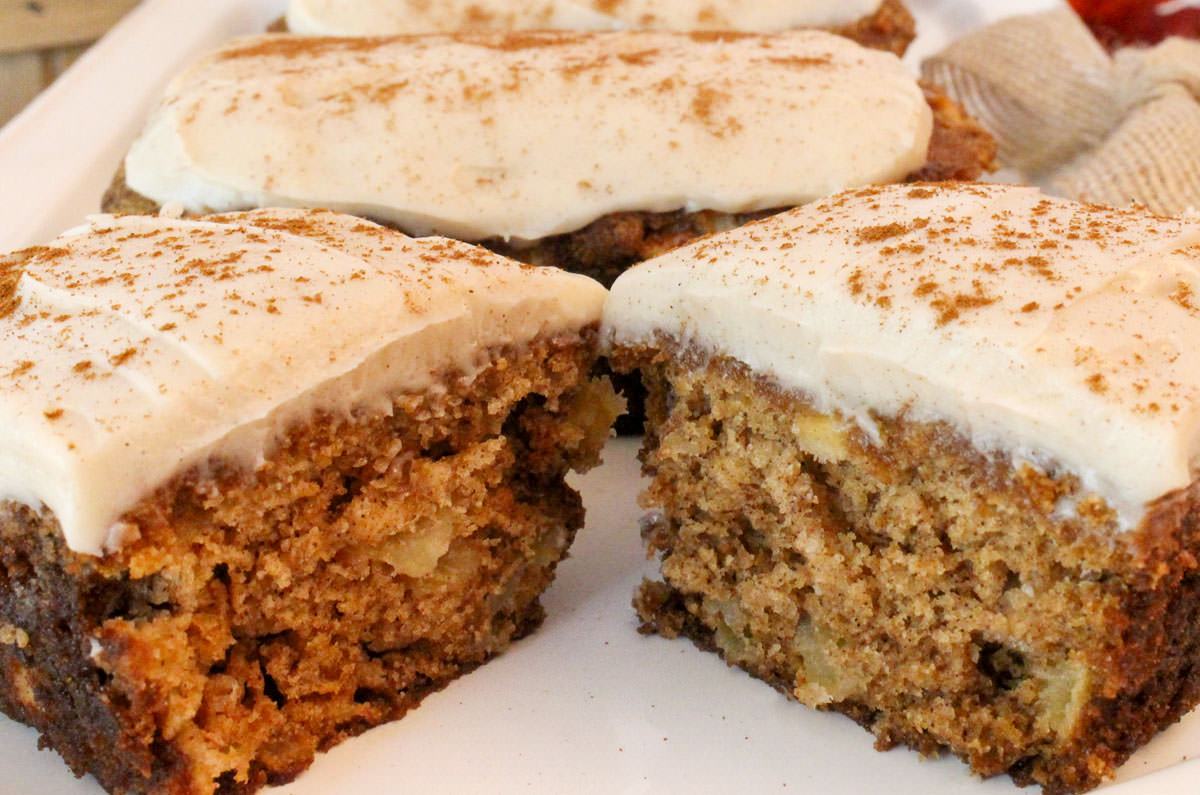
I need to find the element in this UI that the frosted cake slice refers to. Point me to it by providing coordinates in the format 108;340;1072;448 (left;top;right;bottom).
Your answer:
102;29;993;288
604;182;1200;794
0;209;618;794
282;0;917;55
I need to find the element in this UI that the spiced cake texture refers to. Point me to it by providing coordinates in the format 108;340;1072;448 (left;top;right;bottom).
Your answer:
0;209;618;794
604;182;1200;794
280;0;916;56
99;29;996;290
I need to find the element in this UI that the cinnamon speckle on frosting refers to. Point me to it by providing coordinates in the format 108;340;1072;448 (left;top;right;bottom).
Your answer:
0;253;30;321
688;86;744;138
856;222;908;243
1170;281;1199;312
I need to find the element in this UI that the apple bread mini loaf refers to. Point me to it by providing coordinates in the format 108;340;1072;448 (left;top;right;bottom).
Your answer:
281;0;917;55
102;29;994;289
0;208;618;794
605;182;1200;794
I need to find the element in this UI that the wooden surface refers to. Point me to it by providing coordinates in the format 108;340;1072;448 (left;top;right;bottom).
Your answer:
0;0;141;53
0;0;140;127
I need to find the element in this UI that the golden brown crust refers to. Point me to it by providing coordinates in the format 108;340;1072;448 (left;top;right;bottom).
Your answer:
829;0;916;56
616;338;1200;795
908;82;1000;183
0;332;617;794
99;161;160;218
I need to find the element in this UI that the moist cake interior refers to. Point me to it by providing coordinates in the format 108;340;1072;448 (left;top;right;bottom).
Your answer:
623;344;1200;795
0;332;618;794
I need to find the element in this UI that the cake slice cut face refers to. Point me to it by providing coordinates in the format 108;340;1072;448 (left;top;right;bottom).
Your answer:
0;209;617;794
604;182;1200;794
101;30;994;288
282;0;917;55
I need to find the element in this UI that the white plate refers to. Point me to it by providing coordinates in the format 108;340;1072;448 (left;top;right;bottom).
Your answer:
2;1;1199;793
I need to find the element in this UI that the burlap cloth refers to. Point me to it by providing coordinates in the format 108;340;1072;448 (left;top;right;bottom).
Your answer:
922;9;1200;216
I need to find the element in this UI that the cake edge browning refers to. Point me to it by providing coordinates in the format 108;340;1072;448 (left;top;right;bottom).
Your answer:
616;339;1200;795
0;328;619;795
829;0;915;56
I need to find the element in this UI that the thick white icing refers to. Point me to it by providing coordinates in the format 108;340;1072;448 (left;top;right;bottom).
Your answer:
284;0;886;35
603;183;1200;524
123;30;931;243
0;209;606;555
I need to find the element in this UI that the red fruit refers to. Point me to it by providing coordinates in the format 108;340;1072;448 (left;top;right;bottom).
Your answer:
1068;0;1200;47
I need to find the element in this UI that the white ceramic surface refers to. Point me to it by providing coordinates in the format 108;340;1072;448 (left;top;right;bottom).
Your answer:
2;0;1198;792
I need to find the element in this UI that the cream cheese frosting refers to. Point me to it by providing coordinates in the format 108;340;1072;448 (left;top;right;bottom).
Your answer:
0;209;606;555
603;183;1200;525
122;30;931;243
284;0;885;35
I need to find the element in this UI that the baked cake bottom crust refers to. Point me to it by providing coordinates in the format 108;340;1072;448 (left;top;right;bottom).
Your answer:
615;341;1200;795
0;331;619;795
